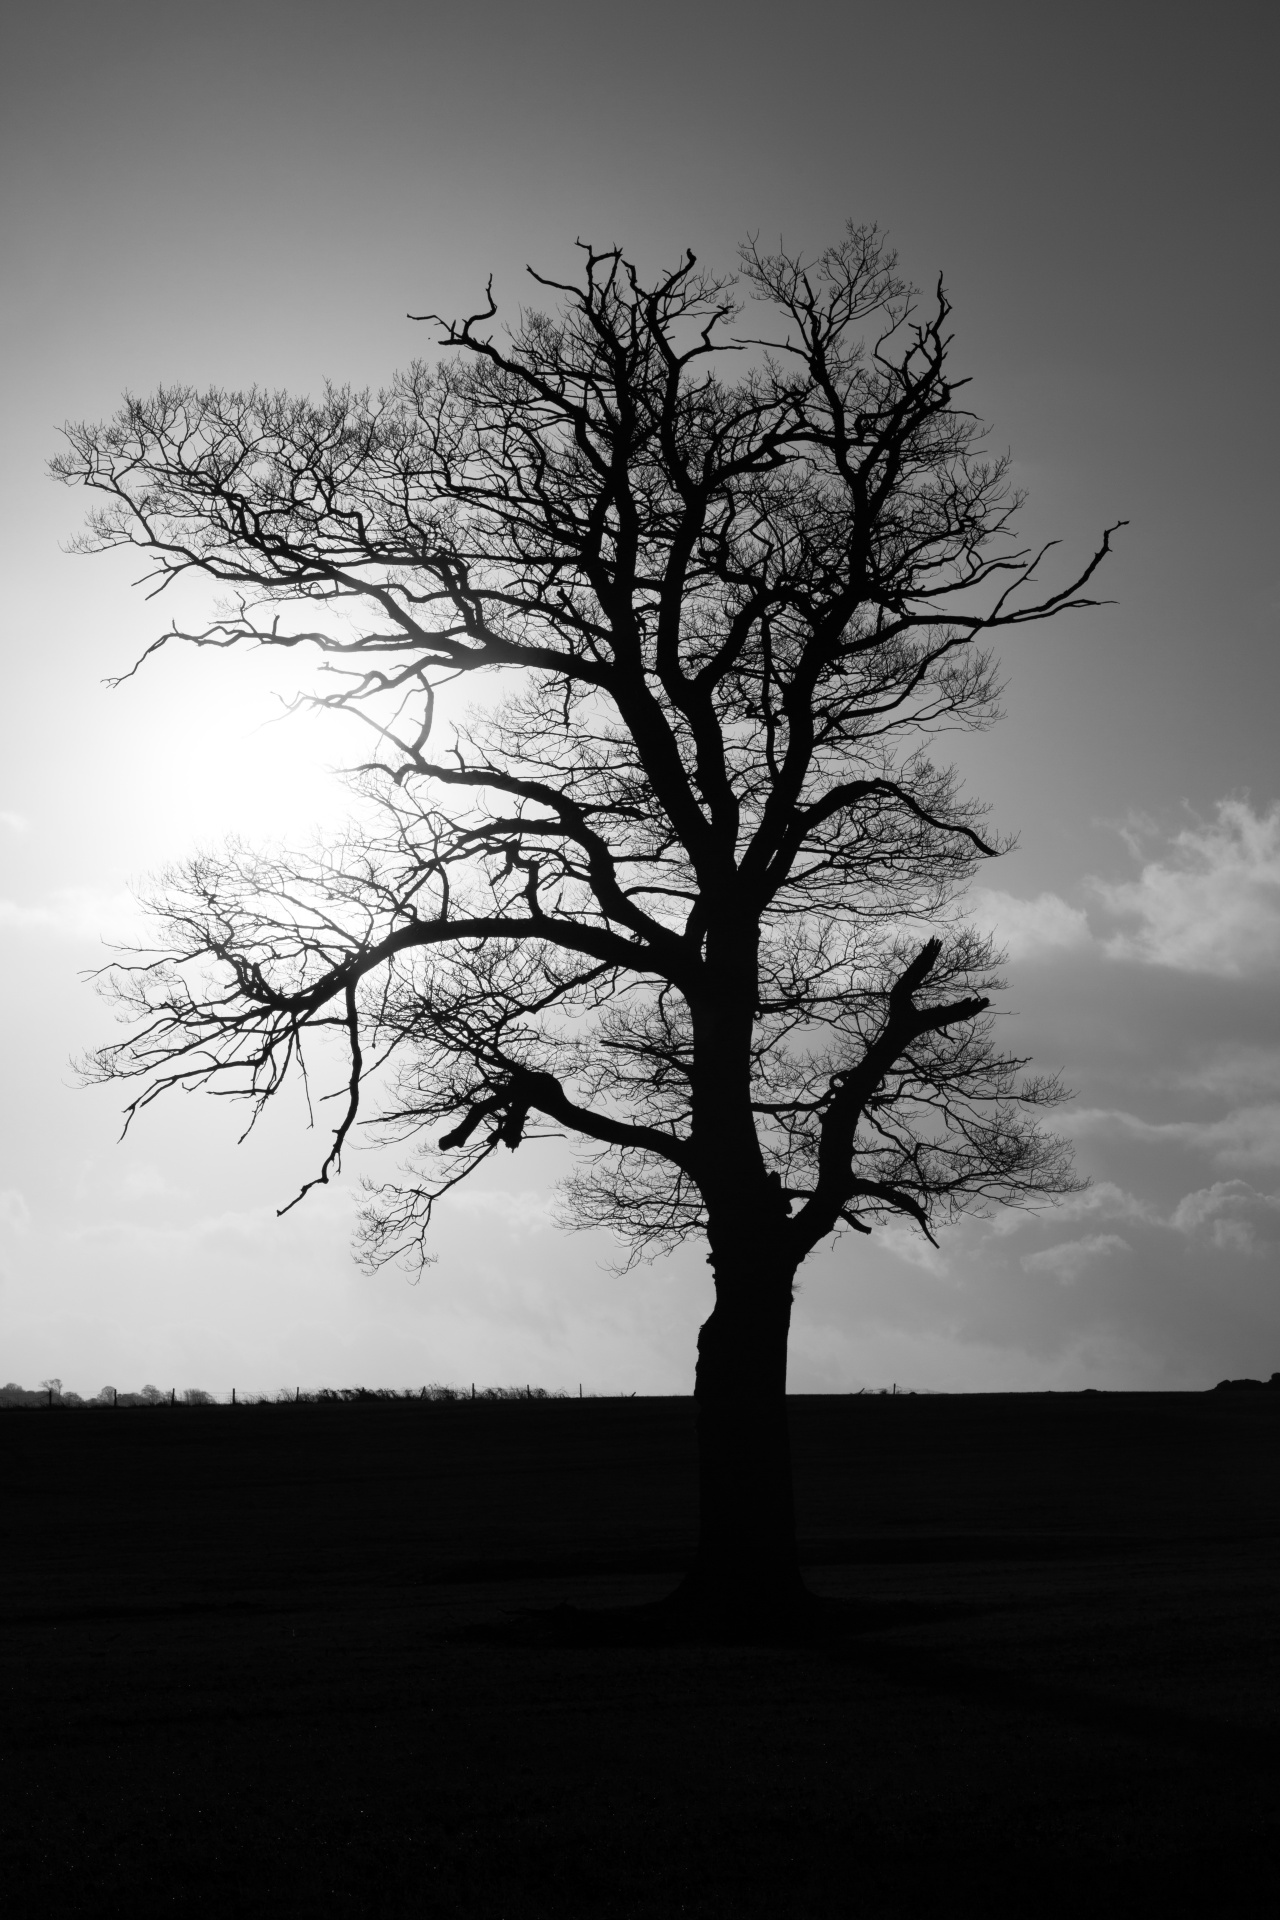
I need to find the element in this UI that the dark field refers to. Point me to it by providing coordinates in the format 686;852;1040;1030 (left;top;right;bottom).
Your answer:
4;1393;1280;1914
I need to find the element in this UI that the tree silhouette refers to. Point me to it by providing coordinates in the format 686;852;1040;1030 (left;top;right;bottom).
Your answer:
54;225;1112;1629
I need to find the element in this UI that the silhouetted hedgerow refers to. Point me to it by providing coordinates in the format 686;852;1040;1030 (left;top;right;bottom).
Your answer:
0;1380;588;1408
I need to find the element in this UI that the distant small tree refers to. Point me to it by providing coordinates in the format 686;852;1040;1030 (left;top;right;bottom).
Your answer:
54;226;1112;1629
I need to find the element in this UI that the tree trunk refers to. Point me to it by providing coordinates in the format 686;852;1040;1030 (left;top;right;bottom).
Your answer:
677;1242;809;1633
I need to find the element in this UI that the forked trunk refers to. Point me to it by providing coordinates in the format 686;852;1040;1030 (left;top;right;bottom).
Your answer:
677;1246;809;1633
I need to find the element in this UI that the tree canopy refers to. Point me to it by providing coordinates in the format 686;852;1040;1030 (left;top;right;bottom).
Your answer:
55;225;1114;1622
55;227;1108;1264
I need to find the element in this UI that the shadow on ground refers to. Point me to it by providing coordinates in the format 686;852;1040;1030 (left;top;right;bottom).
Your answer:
3;1393;1278;1913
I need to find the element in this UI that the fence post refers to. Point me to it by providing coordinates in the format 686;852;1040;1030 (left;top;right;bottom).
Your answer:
232;1387;236;1406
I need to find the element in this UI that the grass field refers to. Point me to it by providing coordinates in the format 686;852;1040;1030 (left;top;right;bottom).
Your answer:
3;1392;1279;1913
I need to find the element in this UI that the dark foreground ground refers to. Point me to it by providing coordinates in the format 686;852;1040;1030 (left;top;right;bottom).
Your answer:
3;1392;1279;1915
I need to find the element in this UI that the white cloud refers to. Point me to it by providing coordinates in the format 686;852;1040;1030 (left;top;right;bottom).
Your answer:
1021;1233;1131;1283
1168;1180;1280;1256
1190;1106;1280;1169
0;887;143;944
0;901;52;930
1068;1103;1280;1171
450;1187;557;1233
1090;798;1280;978
119;1163;186;1202
967;797;1280;979
1178;1049;1280;1102
873;1219;949;1275
991;1182;1155;1237
967;887;1093;961
996;1173;1280;1261
1064;1107;1171;1141
0;1190;32;1235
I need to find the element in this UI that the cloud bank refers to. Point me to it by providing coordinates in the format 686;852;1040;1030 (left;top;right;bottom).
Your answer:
971;799;1280;979
1092;799;1280;978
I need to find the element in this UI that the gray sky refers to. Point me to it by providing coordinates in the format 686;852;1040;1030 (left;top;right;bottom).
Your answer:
2;0;1278;1395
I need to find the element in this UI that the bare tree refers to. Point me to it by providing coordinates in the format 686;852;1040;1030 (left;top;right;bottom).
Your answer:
54;225;1113;1629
